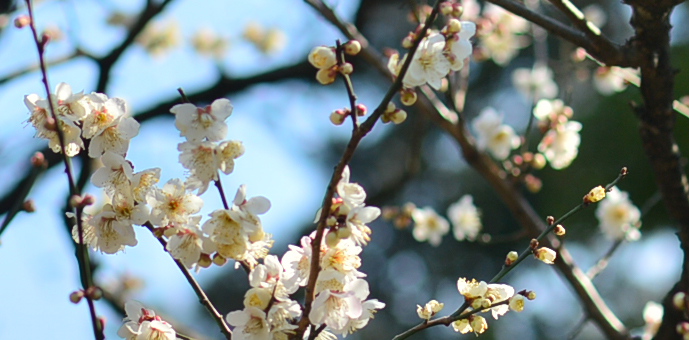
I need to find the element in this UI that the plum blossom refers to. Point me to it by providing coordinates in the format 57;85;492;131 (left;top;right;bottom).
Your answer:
91;151;134;195
81;93;127;139
88;114;140;158
512;65;558;101
309;278;370;334
170;98;233;142
341;298;385;336
417;300;444;320
118;300;175;340
51;82;88;122
447;195;482;241
147;178;203;227
248;255;298;301
166;217;216;269
226;307;271;340
73;204;138;254
538;121;582;169
203;208;249;261
472;107;520;160
411;206;450;246
131;168;161;203
446;21;476;71
402;33;451;90
595;187;641;241
479;3;530;65
281;236;313;286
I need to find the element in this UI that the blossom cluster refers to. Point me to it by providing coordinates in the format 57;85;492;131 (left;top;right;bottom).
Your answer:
118;301;176;340
226;165;385;339
408;194;482;246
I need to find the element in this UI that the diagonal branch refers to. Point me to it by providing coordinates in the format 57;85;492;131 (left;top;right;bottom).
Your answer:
484;0;636;67
307;4;628;340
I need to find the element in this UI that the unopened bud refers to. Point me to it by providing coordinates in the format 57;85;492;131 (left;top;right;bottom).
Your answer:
198;254;212;268
674;291;687;311
554;224;565;236
452;4;464;18
14;15;30;29
527;291;536;300
534;247;556;264
678;322;689;335
330;110;346;126
620;167;628;177
529;238;539;249
390;109;407;124
212;253;227;266
546;216;555;225
86;286;103;300
81;194;95;207
584;186;606;205
344;40;361;55
480;299;491;309
505;251;519;265
69;195;83;208
40;31;51;46
447;19;462;34
440;2;454;16
471;298;483;310
325;231;340;248
402;34;414;49
339;62;353;75
23;199;36;213
356;104;367;116
400;89;417;106
69;290;84;304
531;153;546;170
31;152;46;168
316;68;336;85
385;102;396;113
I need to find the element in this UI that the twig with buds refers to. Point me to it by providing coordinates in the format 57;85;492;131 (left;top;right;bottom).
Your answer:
23;1;104;338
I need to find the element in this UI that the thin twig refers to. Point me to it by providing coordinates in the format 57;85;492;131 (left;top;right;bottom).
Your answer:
567;314;589;340
25;1;103;338
0;158;45;236
143;223;233;340
296;1;444;337
483;0;634;67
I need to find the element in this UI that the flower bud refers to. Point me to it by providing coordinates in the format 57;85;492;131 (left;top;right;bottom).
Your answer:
480;298;491;309
198;254;212;268
86;286;103;300
385;102;396;113
330;110;346;126
402;35;414;49
529;238;539;249
509;295;525;312
447;19;462;34
505;251;519;265
316;68;337;85
471;298;483;310
534;247;556;264
527;291;536;300
344;40;362;55
546;216;555;225
69;290;84;304
325;231;340;248
452;4;464;18
674;291;686;311
417;300;444;320
339;62;353;75
31;152;46;168
390;109;407;124
43;117;57;131
308;46;337;69
213;253;227;266
440;2;454;16
554;224;565;236
81;194;96;207
14;15;30;29
678;322;689;335
400;89;417;106
69;195;83;208
531;153;546;170
584;186;606;205
23;199;36;213
356;104;367;116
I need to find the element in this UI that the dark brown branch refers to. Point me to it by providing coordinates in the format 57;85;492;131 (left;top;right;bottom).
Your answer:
143;223;233;340
94;0;174;92
484;0;636;67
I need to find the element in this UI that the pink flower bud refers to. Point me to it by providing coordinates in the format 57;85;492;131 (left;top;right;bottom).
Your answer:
344;40;361;56
31;152;46;168
14;15;30;29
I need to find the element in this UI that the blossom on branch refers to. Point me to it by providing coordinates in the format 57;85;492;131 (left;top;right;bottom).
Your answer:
595;186;641;241
447;194;482;241
118;300;176;340
171;98;233;143
471;107;520;160
411;206;450;246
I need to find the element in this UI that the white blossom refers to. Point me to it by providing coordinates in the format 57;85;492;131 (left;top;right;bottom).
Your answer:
472;107;520;160
402;33;451;90
226;307;271;340
167;217;216;269
595;187;641;241
538;121;582;169
411;206;449;246
281;236;313;286
171;98;233;143
446;21;476;71
73;204;137;254
118;301;176;340
512;65;558;101
91;151;134;195
88;115;140;158
147;178;203;227
447;195;482;241
310;278;369;334
81;93;127;139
